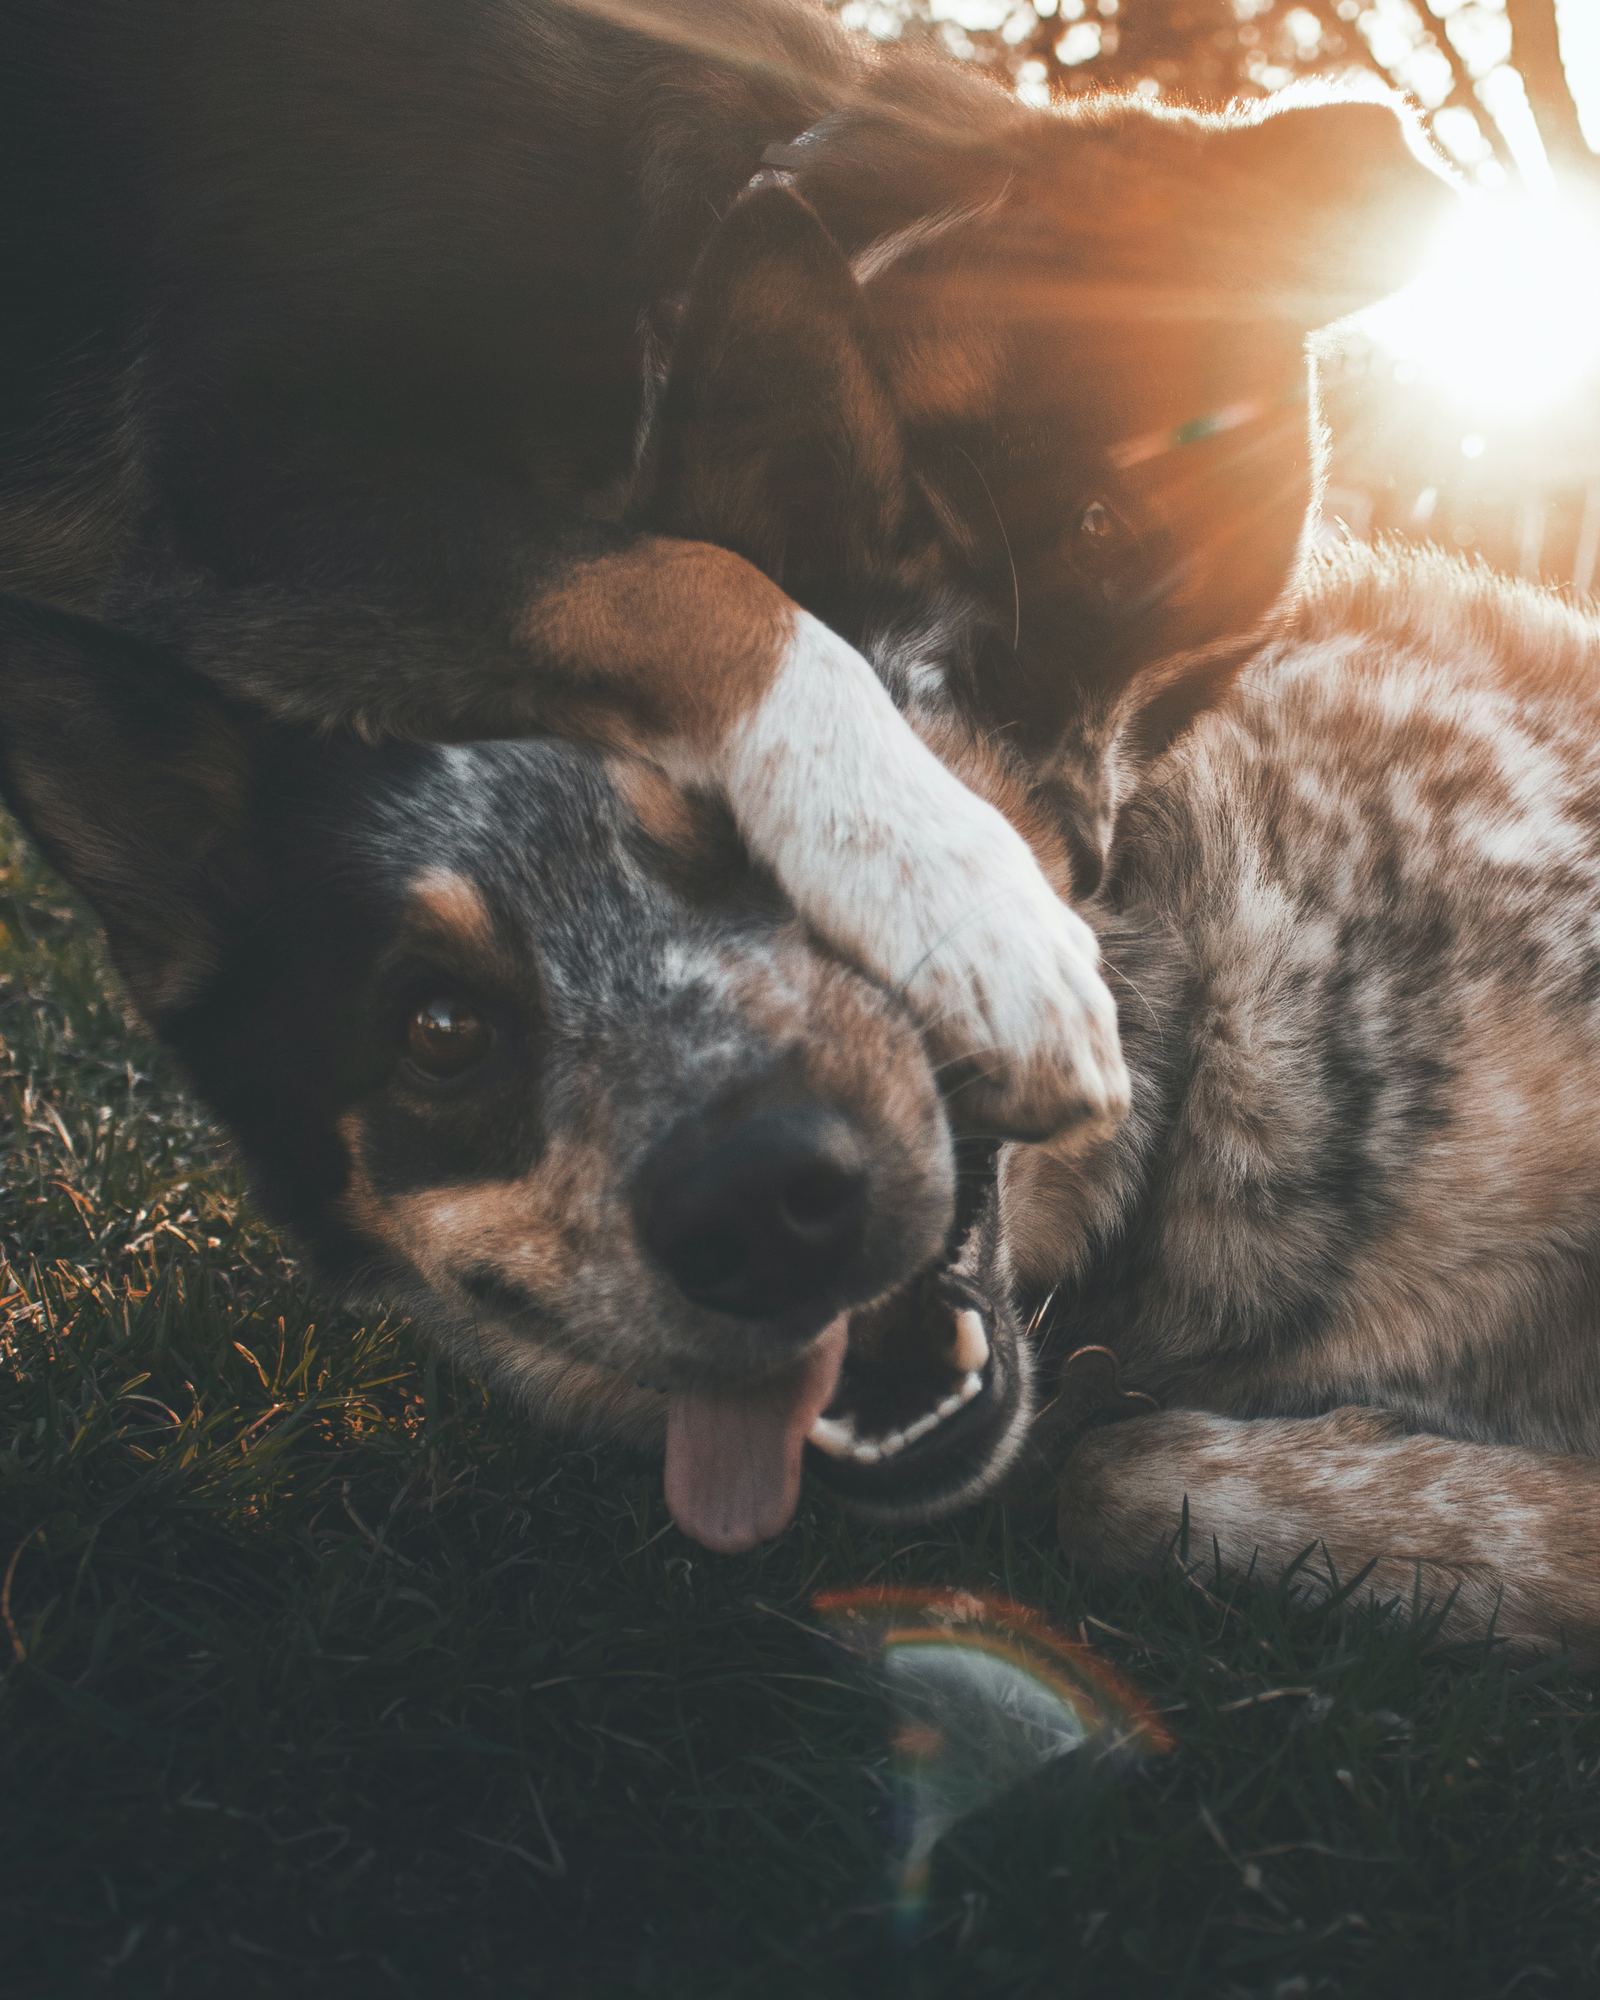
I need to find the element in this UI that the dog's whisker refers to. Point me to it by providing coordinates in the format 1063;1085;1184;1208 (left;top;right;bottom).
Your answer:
951;442;1021;651
1103;961;1161;1034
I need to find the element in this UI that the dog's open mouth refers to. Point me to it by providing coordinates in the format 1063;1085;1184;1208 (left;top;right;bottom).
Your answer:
801;1266;1018;1505
663;1170;1026;1553
808;1299;990;1465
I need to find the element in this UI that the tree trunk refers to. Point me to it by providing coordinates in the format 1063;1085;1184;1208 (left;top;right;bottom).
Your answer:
1507;0;1594;182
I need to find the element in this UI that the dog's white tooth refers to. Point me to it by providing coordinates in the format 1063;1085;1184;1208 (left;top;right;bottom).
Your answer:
958;1370;984;1404
951;1308;991;1375
902;1412;940;1445
850;1438;883;1465
878;1431;907;1457
936;1391;966;1420
808;1415;856;1459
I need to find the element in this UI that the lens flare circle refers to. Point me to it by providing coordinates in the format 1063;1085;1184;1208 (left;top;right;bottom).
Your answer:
814;1587;1169;1923
1361;192;1600;424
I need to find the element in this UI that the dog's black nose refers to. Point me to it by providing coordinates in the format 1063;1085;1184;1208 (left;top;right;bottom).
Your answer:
632;1100;869;1320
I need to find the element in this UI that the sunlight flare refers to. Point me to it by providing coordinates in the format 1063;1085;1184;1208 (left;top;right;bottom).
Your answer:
1360;191;1600;425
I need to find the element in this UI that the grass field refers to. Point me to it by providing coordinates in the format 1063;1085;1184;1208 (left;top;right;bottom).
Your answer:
3;816;1599;2000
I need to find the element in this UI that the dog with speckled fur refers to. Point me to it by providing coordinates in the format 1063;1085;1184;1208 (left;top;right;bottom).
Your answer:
1027;546;1600;1660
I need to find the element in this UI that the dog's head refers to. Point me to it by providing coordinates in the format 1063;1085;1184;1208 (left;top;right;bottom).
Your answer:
664;80;1454;883
2;593;1045;1551
0;88;1450;1552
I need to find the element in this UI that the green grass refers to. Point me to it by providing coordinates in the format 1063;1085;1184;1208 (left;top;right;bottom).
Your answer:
3;816;1598;2000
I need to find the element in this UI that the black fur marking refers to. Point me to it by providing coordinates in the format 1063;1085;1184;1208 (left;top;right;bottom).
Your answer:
459;1267;544;1322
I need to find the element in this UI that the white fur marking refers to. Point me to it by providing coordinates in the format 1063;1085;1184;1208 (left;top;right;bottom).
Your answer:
678;613;1129;1137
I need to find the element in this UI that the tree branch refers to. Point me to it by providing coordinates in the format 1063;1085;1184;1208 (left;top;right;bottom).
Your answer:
1429;7;1519;174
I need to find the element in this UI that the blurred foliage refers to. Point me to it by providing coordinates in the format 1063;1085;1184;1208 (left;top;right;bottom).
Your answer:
846;0;1383;115
827;2;1592;189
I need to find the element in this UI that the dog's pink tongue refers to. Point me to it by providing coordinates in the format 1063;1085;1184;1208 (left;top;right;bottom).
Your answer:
664;1318;849;1554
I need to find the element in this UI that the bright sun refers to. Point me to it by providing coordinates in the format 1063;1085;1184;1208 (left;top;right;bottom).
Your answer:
1360;192;1600;425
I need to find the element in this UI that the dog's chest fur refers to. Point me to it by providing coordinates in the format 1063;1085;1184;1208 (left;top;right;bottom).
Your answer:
1012;548;1600;1457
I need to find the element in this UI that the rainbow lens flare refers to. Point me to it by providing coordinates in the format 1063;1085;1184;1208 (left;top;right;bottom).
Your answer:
814;1588;1170;1924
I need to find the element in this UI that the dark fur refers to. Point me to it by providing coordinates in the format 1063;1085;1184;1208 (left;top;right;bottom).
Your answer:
1;0;850;635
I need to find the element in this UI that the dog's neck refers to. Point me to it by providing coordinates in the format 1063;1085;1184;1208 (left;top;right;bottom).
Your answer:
1090;893;1200;1223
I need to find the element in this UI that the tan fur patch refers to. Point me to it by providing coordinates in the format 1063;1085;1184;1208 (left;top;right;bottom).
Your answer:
880;326;1004;425
338;1121;656;1446
916;709;1076;902
517;537;795;748
606;756;716;864
338;1110;607;1304
406;869;497;956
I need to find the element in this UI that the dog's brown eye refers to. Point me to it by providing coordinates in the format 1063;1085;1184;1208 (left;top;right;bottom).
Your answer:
1070;497;1140;599
405;994;493;1081
1076;499;1124;555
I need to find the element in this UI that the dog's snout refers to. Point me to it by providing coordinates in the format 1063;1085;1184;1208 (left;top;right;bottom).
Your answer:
632;1100;869;1320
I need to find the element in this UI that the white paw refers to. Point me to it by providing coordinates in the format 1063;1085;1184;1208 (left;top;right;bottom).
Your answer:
713;613;1130;1143
897;800;1129;1143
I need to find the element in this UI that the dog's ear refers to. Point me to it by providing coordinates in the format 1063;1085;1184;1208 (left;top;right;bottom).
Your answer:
1212;90;1457;325
651;184;911;588
0;599;258;1021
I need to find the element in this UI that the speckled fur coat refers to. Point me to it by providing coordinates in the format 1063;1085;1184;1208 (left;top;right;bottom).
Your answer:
1018;544;1600;1656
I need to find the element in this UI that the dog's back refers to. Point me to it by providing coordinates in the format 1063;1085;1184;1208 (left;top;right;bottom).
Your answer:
1026;544;1600;1444
1122;546;1600;1443
0;0;853;607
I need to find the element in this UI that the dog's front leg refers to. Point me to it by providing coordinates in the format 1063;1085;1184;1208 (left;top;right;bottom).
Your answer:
1057;1406;1600;1660
525;539;1128;1144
